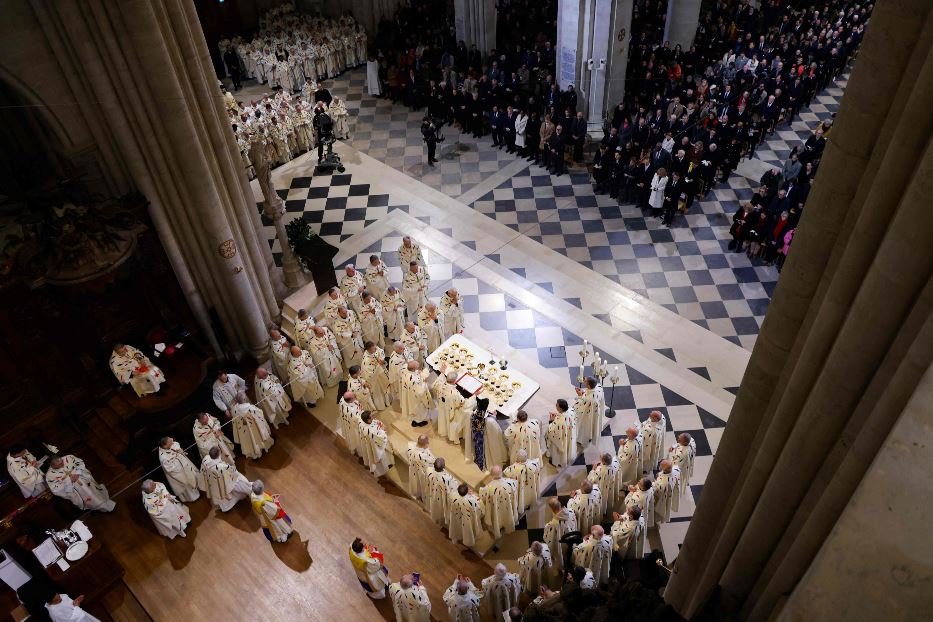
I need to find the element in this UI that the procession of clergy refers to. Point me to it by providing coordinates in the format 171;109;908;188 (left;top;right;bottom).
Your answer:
6;235;697;621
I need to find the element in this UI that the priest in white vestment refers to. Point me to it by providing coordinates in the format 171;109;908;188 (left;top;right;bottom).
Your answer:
340;264;366;313
250;480;293;542
543;498;578;576
440;288;465;339
625;478;657;529
389;574;431;622
269;328;291;381
518;541;552;596
443;578;482;622
323;287;348;328
503;449;542;512
212;371;247;417
46;455;115;512
288;346;323;407
567;480;601;534
503;410;543;462
158;437;203;501
641;410;667;473
431;369;461;441
654;460;681;523
406;435;435;501
142;479;190;539
617;427;644;486
359;411;394;477
611;507;646;559
417;302;444;353
254;367;292;429
466;398;508;469
400;322;428;367
400;361;432;426
193;412;235;463
361;342;393;410
6;446;47;498
334;306;365;370
479;466;519;540
402;262;430;318
231;392;274;459
348;365;377;412
587;453;621;517
574;377;606;446
364;254;390;299
359;292;386;350
308;326;343;388
545;399;577;467
669;432;697;496
293;308;317;350
448;483;484;547
381;286;406;342
45;593;101;622
388;342;413;395
109;343;164;397
399;237;429;277
426;458;459;525
572;525;613;586
350;537;390;599
338;392;364;458
481;564;521;620
201;446;252;512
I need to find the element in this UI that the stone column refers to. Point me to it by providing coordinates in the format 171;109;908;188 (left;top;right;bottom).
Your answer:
663;0;702;49
664;1;933;619
31;0;281;360
454;0;496;55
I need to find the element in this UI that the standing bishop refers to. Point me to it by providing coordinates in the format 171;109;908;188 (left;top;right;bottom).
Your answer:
448;483;484;547
545;399;577;468
308;326;343;388
287;346;323;408
358;411;394;477
158;437;203;502
361;341;392;410
503;449;542;512
254;367;292;429
6;445;47;498
109;343;164;397
201;446;252;512
504;410;543;462
440;288;464;339
426;458;459;526
142;480;190;539
364;254;390;299
479;466;519;540
481;564;521;620
46;454;116;512
400;361;432;427
231;392;274;459
389;574;431;622
193;412;235;464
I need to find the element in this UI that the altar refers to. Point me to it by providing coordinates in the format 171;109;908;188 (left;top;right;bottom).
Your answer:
425;335;540;420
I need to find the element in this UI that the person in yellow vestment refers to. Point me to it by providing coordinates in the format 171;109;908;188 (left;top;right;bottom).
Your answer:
250;480;293;543
349;537;390;599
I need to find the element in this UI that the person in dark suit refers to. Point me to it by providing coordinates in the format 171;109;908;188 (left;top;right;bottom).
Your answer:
224;48;241;90
547;125;567;176
662;170;686;226
421;117;438;166
490;106;505;147
570;112;587;163
525;111;541;162
651;143;671;171
635;157;654;210
504;106;518;153
592;145;611;193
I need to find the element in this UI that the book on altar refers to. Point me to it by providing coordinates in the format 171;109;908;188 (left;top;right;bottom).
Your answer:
456;373;484;396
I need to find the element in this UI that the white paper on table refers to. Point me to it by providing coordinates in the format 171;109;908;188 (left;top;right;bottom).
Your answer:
56;559;70;571
33;538;61;567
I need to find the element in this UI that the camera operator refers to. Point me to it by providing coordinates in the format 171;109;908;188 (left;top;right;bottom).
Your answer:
421;117;438;167
313;104;334;161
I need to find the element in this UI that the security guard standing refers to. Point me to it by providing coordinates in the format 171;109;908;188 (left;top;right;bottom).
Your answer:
421;117;438;167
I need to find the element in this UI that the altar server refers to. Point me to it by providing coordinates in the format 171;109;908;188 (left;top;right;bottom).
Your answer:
251;480;293;543
350;537;390;599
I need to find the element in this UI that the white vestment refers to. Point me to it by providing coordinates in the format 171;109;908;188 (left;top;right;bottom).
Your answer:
518;543;552;595
323;293;348;327
201;455;251;512
503;420;543;462
193;415;235;463
389;584;431;622
503;458;541;512
270;335;291;379
624;486;656;529
543;507;578;574
669;438;697;496
338;399;364;457
352;546;389;596
159;442;203;502
7;452;47;498
481;573;521;618
334;312;365;369
364;260;390;298
46;594;101;622
211;374;247;414
359;419;394;477
293;316;317;350
439;292;465;339
401;269;430;317
381;290;406;341
288;351;324;405
109;346;164;397
400;326;428;366
231;402;274;459
448;493;484;546
567;486;602;534
308;329;343;388
426;469;459;525
361;348;392;410
572;534;613;585
576;385;605;446
340;271;366;312
586;458;621;517
611;515;646;559
46;455;115;512
143;482;190;539
443;581;482;622
617;434;644;486
480;477;519;539
388;349;413;395
654;466;680;523
400;369;432;424
417;307;444;353
255;373;292;429
545;409;577;467
398;242;429;278
405;444;435;500
251;492;293;542
360;298;386;350
468;411;509;469
348;375;377;412
640;415;667;472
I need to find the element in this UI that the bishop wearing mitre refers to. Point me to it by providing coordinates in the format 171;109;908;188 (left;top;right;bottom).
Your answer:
361;341;392;410
109;343;164;397
417;302;444;353
193;412;235;464
448;483;484;547
545;399;577;468
231;392;274;460
308;326;343;388
158;437;203;502
440;288;464;339
46;454;116;512
426;458;459;526
142;479;190;539
388;342;413;396
254;367;292;429
364;254;390;299
6;445;47;498
479;466;519;540
543;498;578;575
503;449;542;512
400;361;433;427
406;435;434;502
481;564;521;620
504;410;543;462
201;446;252;512
288;346;323;407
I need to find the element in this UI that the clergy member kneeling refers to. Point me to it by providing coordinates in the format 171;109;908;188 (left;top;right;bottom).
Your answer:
349;537;389;599
389;573;432;622
251;480;293;543
572;525;612;586
46;454;116;512
231;392;274;460
142;479;190;539
201;446;251;512
109;343;164;397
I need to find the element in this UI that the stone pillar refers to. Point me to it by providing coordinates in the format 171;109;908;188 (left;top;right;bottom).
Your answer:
31;0;281;360
454;0;496;55
557;0;634;134
664;1;933;619
663;0;702;49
